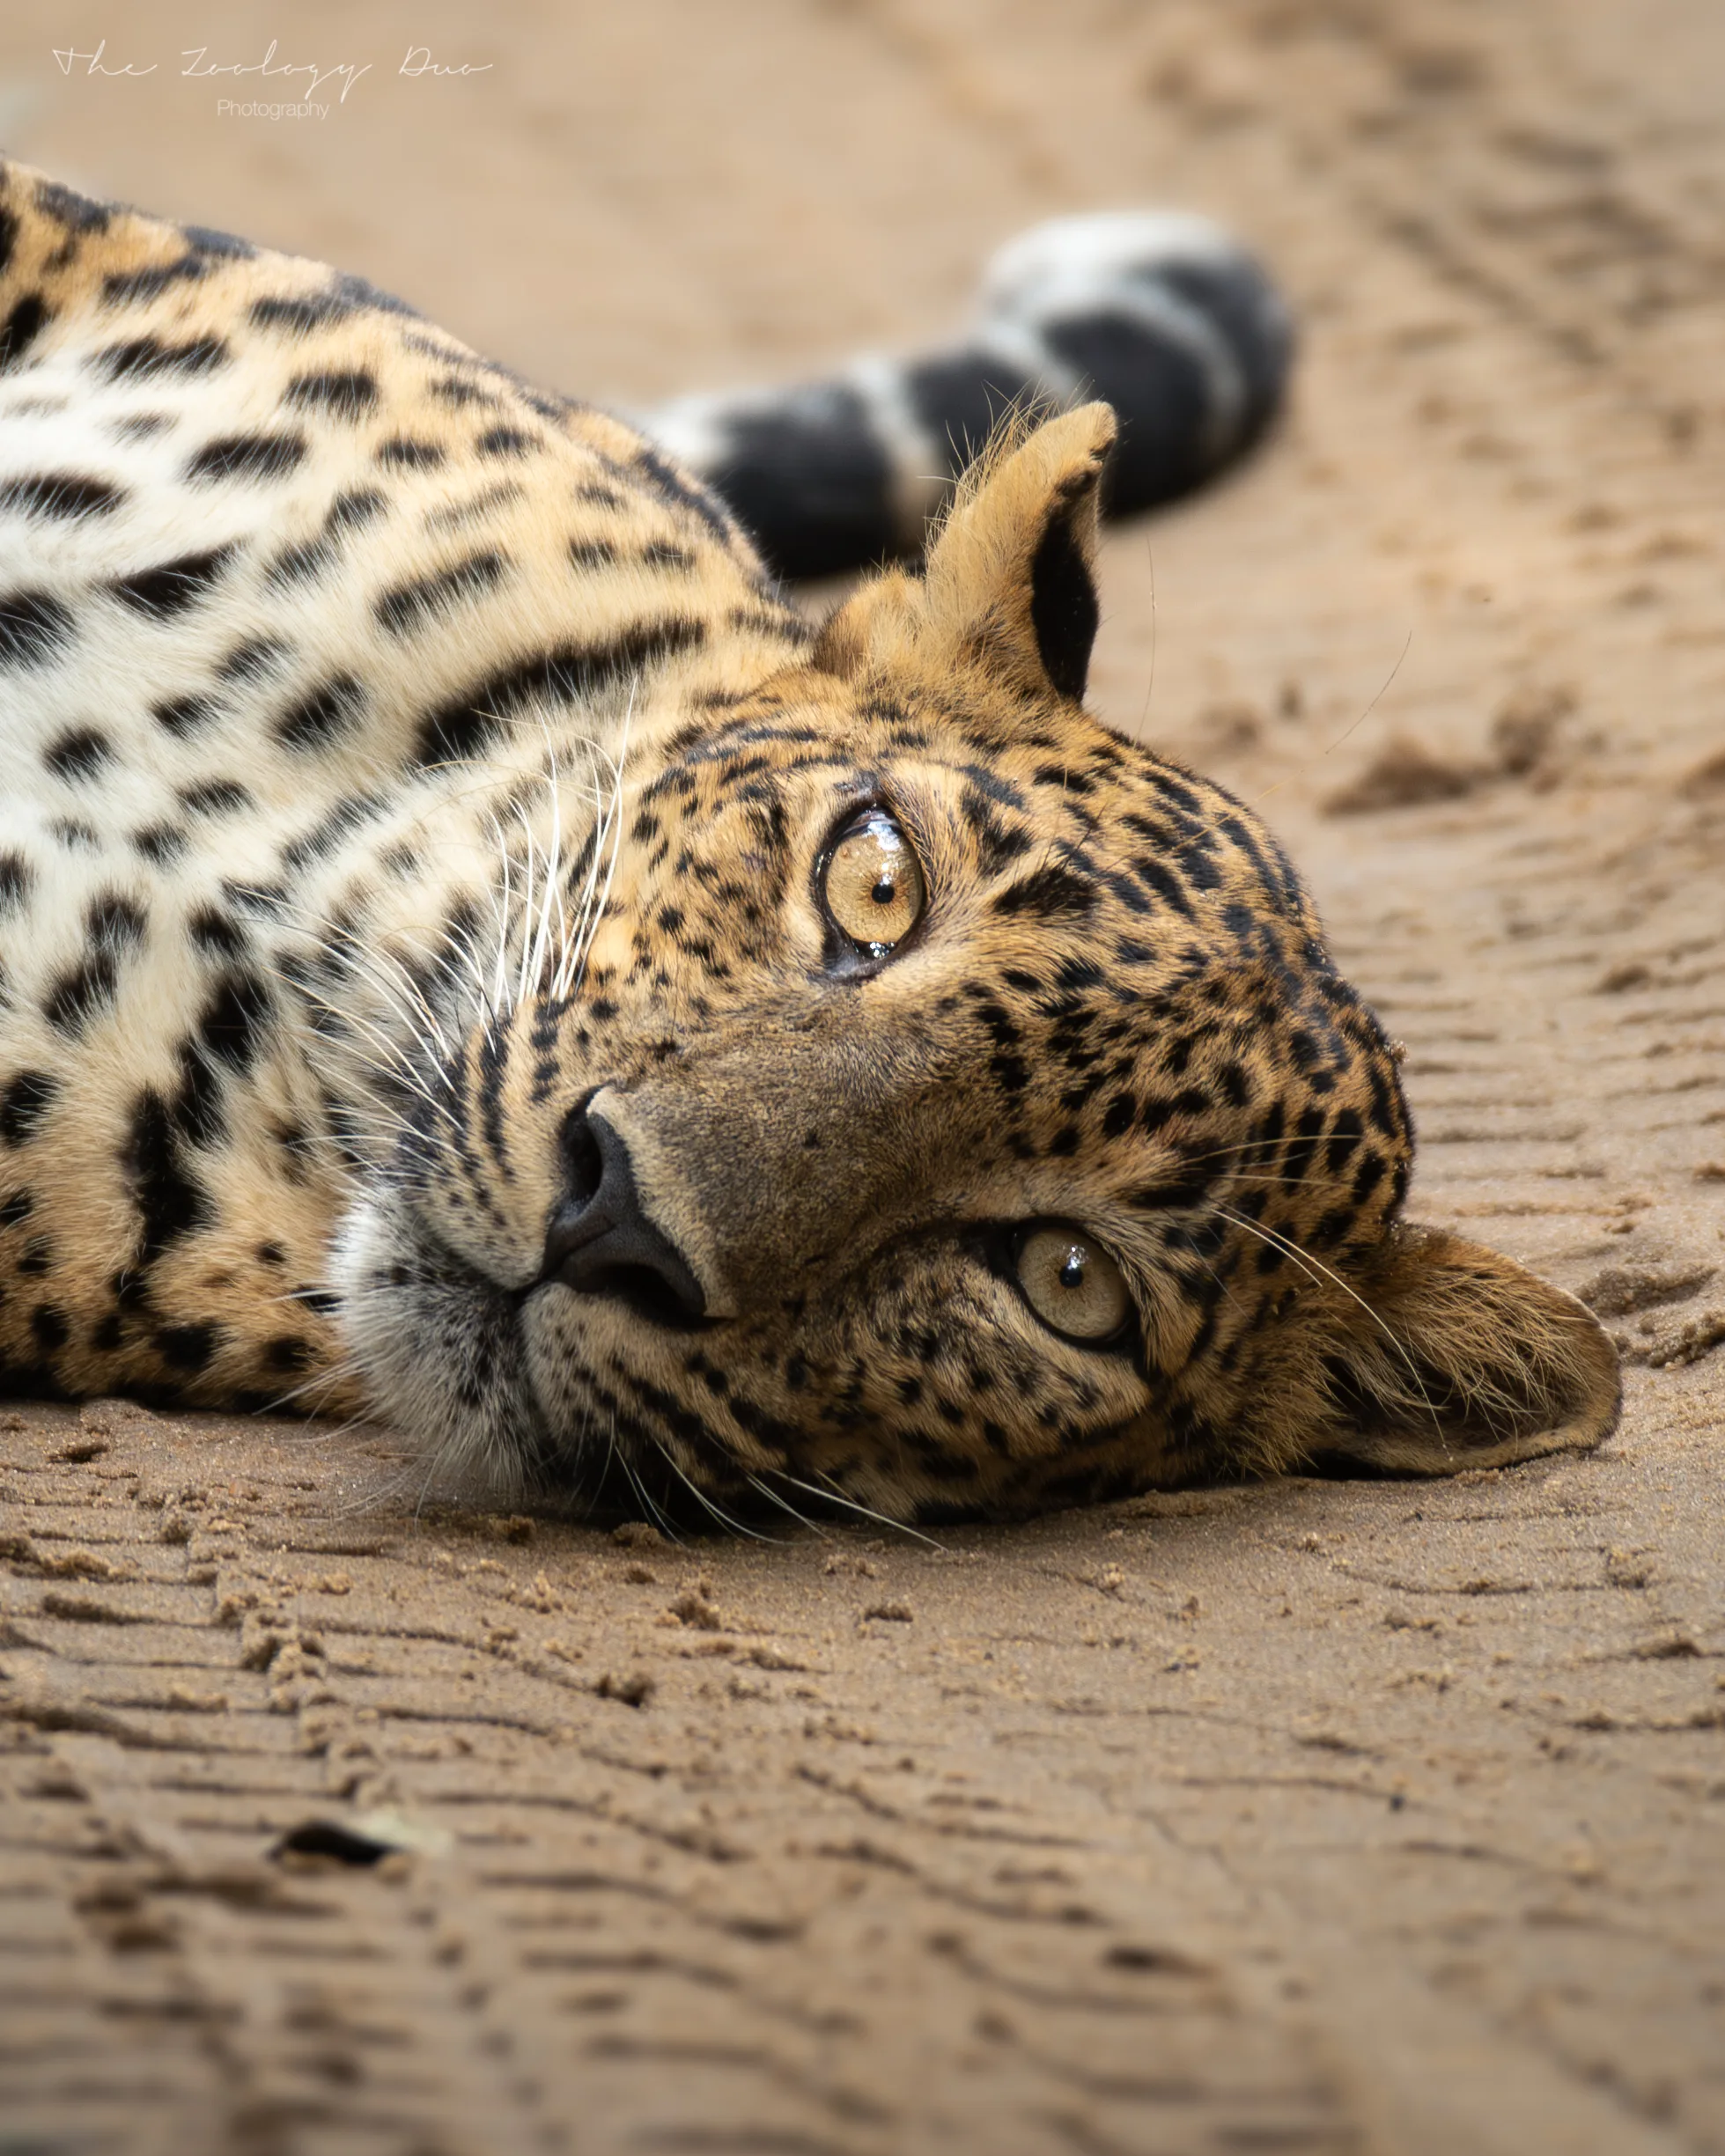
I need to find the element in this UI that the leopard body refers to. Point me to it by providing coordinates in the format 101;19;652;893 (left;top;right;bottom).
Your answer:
0;160;1617;1522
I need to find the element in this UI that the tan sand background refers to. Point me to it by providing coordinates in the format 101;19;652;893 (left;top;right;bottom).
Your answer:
1;3;1722;2150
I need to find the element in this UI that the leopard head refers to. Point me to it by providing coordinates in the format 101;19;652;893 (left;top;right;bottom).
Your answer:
333;405;1618;1522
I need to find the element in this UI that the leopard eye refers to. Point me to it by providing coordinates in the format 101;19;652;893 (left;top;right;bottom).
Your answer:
822;808;925;955
1014;1225;1132;1343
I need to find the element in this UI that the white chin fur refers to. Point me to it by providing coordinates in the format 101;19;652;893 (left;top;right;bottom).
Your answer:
328;1193;537;1502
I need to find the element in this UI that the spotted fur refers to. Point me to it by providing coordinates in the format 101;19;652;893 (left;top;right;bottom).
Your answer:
0;159;1617;1523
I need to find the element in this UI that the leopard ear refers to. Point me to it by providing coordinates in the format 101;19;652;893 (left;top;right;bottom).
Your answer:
1296;1225;1620;1475
922;400;1115;703
810;402;1117;703
808;563;920;681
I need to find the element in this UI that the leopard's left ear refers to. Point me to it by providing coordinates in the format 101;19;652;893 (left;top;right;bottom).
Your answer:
811;402;1116;703
1299;1225;1621;1475
922;400;1115;703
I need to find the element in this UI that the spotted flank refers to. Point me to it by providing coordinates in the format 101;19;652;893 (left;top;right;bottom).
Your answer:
0;158;1618;1523
645;210;1293;577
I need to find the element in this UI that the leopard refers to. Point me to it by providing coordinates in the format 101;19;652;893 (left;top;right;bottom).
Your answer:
0;157;1618;1526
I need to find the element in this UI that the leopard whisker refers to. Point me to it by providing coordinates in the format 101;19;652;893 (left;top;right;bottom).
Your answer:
616;1436;682;1544
558;683;636;1002
758;1468;946;1549
744;1474;832;1540
259;1358;366;1419
647;1435;778;1541
1213;1203;1441;1430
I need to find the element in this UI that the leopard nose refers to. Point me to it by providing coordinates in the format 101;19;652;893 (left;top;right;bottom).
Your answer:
540;1104;708;1327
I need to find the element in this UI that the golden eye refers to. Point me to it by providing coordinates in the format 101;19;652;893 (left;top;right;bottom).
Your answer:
1014;1225;1132;1343
822;808;925;953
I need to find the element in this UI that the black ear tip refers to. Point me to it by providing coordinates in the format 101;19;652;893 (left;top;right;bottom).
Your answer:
1028;501;1101;703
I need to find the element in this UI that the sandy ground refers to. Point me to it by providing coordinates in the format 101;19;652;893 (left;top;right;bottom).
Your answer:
2;3;1723;2151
